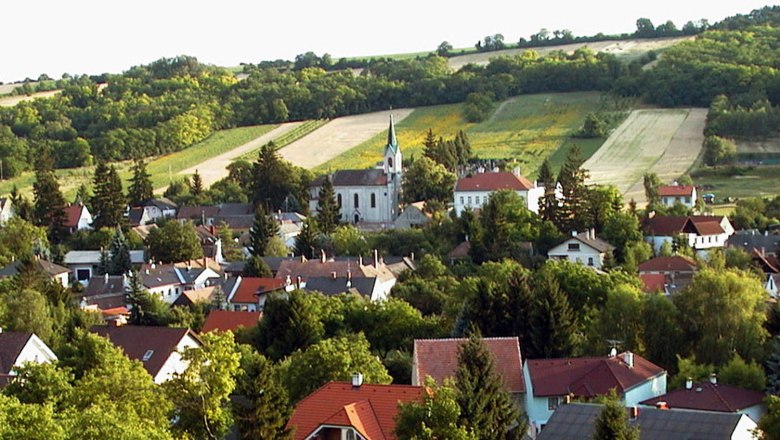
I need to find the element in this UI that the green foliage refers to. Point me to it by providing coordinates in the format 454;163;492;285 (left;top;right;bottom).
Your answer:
703;136;737;166
107;227;131;275
719;354;766;391
4;362;73;408
0;395;65;440
529;269;581;359
556;144;590;233
32;149;67;242
315;175;340;234
330;225;369;256
127;159;154;206
463;92;495;123
248;205;279;258
395;378;475;440
641;294;683;372
252;141;301;211
591;284;644;354
242;255;272;278
294;218;319;259
90;162;124;229
255;291;325;361
233;348;293;440
0;217;49;266
1;288;53;343
592;391;639;440
760;395;780;440
402;156;457;205
145;221;203;263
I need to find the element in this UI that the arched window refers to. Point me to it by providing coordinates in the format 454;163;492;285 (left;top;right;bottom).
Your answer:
354;214;360;224
354;194;359;208
370;193;376;208
337;194;342;208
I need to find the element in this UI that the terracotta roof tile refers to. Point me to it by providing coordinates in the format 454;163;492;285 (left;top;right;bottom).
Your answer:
413;337;525;393
639;273;667;293
201;310;262;333
638;256;698;273
455;172;534;192
288;382;423;440
63;204;85;228
658;185;695;197
640;381;765;413
643;216;693;236
230;277;285;304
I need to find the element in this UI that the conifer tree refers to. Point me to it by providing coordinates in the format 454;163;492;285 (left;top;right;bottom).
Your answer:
234;352;294;440
294;218;319;259
529;270;580;358
556;144;589;233
91;162;125;229
128;159;153;206
454;129;472;166
247;205;279;257
190;169;204;198
108;227;132;276
592;393;639;440
766;336;780;394
252;141;294;210
32;148;67;242
422;129;437;158
242;255;272;278
455;328;525;440
9;185;33;221
97;247;110;276
316;176;340;234
538;159;558;223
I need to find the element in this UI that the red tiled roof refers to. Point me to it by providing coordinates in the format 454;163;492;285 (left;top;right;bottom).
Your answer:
638;256;698;273
288;382;423;440
658;185;695;197
101;306;130;317
641;381;765;413
413;337;525;393
230;277;285;304
455;172;534;192
691;219;725;235
201;310;262;333
63;204;85;228
527;352;664;398
639;273;666;293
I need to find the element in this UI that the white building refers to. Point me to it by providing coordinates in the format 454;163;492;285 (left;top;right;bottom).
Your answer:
64;249;146;284
644;215;734;255
0;198;13;225
453;171;544;216
0;331;58;383
658;184;697;209
547;230;615;269
63;203;93;233
308;116;402;225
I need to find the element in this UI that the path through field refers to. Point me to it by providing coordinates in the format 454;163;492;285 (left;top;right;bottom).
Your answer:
278;109;414;169
177;122;304;186
585;108;706;205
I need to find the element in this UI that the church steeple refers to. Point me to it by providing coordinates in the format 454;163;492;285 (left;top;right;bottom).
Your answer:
385;114;399;155
383;114;402;177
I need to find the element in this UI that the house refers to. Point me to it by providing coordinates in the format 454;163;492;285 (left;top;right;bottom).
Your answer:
274;212;306;248
176;205;220;226
80;274;128;311
0;198;13;225
0;258;70;287
0;331;58;386
222;276;287;311
523;351;666;430
128;198;177;226
308;116;402;225
453;171;544;216
639;273;668;294
726;230;780;256
194;226;224;264
547;230;615;269
768;274;780;298
394;201;432;229
536;402;758;440
641;378;767;422
637;255;698;295
287;379;423;440
139;262;221;304
173;286;218;307
412;337;525;405
212;203;254;232
658;184;697;209
301;276;380;299
643;215;734;254
63;203;93;233
201;310;262;334
90;325;202;384
64;249;146;284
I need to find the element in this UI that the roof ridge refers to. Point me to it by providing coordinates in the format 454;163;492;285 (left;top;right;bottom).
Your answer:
708;382;738;412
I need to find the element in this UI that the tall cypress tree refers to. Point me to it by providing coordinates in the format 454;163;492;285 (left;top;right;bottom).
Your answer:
128;159;153;206
455;328;525;440
538;159;558;223
556;145;589;233
248;205;279;257
454;129;472;166
316;176;340;234
529;270;580;359
32;148;67;242
190;169;204;198
294;218;318;259
592;393;639;440
108;227;132;276
91;162;125;229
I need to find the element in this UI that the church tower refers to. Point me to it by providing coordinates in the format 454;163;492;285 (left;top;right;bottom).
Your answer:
383;114;402;178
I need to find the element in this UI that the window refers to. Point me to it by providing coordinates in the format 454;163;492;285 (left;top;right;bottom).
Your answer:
388;157;393;168
346;429;356;440
337;194;342;208
588;257;594;266
685;197;691;204
354;194;359;208
460;196;464;204
370;193;376;208
142;350;154;362
548;397;560;411
475;196;480;204
568;243;580;251
467;196;472;205
76;269;90;281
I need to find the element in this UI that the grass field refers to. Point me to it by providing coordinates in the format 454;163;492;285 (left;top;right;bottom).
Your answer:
315;92;603;177
237;120;328;162
692;166;780;201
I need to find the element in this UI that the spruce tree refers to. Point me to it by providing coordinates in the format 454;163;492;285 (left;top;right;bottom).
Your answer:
422;129;437;158
97;247;110;276
91;162;125;229
556;145;589;233
592;393;639;440
294;218;318;259
190;169;204;198
316;176;340;234
234;353;294;440
248;205;279;257
108;227;132;276
242;255;272;278
529;270;580;359
252;141;294;210
9;185;33;221
454;129;472;166
32;148;67;242
455;328;525;440
128;159;153;206
538;159;558;223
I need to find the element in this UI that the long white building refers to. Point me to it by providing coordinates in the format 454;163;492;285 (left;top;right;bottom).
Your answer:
453;171;544;216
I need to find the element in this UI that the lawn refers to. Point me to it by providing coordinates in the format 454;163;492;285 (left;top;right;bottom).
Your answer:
315;92;602;177
691;165;780;201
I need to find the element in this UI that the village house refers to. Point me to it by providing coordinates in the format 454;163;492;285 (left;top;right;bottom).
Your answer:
64;249;146;284
0;258;70;287
523;351;666;431
128;198;178;226
394;201;432;229
637;255;698;295
0;198;13;225
139;261;221;304
80;273;128;312
308;116;402;226
0;331;58;387
453;171;544;216
644;215;734;254
658;184;698;209
221;276;288;311
90;325;202;384
63;203;93;233
547;230;615;269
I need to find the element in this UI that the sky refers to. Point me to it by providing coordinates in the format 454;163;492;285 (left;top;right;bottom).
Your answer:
1;0;776;83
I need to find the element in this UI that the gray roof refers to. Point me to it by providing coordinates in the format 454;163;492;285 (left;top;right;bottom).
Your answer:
569;231;615;253
312;169;388;187
64;250;145;265
0;259;69;278
144;198;177;210
727;230;780;254
217;203;253;216
139;264;183;288
84;275;127;297
537;403;748;440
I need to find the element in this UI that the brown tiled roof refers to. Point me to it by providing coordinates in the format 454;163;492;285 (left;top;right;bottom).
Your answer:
691;219;725;235
177;206;220;221
201;310;262;333
414;337;525;393
90;325;198;379
639;273;667;293
638;256;698;273
527;352;664;398
63;204;85;228
277;258;395;283
570;231;615;253
287;382;423;440
174;287;217;307
448;241;472;259
643;216;694;236
658;185;695;197
455;172;534;192
640;381;765;413
0;332;32;374
231;277;285;304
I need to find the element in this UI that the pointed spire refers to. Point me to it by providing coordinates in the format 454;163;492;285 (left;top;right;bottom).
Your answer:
386;114;398;153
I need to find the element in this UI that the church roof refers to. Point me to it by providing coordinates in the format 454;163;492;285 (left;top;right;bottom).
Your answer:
330;169;388;187
384;114;399;155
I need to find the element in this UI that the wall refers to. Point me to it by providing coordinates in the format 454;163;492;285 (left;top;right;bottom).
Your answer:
154;333;201;384
547;239;604;269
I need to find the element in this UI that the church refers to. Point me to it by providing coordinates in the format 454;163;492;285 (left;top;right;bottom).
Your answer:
309;116;402;226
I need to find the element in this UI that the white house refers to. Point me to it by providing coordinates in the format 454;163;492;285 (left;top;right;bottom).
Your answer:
139;262;221;304
523;351;666;432
547;230;615;269
64;249;146;284
644;215;734;255
0;198;13;225
90;325;202;384
128;198;177;226
63;203;93;233
308;116;402;225
454;171;544;216
767;273;780;298
0;331;58;384
394;202;432;229
0;258;70;288
658;184;698;209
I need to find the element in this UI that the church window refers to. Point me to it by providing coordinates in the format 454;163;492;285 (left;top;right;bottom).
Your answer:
337;194;342;208
354;194;359;208
388;157;393;168
370;193;376;208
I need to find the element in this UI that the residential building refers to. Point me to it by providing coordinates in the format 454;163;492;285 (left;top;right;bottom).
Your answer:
201;310;262;334
637;255;698;295
0;258;70;287
394;201;432;229
222;276;288;311
63;203;93;233
80;274;128;311
523;351;666;430
453;171;544;216
139;262;221;304
287;380;423;440
308;116;402;225
643;215;734;254
173;286;218;307
537;402;757;440
128;198;177;226
641;378;767;422
90;325;202;384
547;230;615;269
0;331;58;386
726;229;780;256
64;249;146;284
176;205;220;225
194;225;224;264
0;198;13;225
658;184;697;208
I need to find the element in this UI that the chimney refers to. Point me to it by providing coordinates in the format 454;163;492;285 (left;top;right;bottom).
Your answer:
285;275;292;287
685;377;693;390
609;347;617;358
296;276;302;289
320;249;327;263
623;351;634;368
331;271;337;279
151;262;156;269
656;401;669;410
710;373;717;385
571;230;578;237
590;228;595;240
630;406;639;419
564;395;572;404
373;249;379;268
352;372;364;388
359;255;363;266
104;273;109;283
410;252;415;261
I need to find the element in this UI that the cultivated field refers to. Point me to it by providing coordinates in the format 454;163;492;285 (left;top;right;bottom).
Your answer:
278;109;414;170
585;108;707;204
446;36;692;70
0;90;61;107
315;92;602;177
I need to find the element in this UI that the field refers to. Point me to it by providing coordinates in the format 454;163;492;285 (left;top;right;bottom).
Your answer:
692;166;780;201
314;92;603;177
0;90;61;107
585;108;707;205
